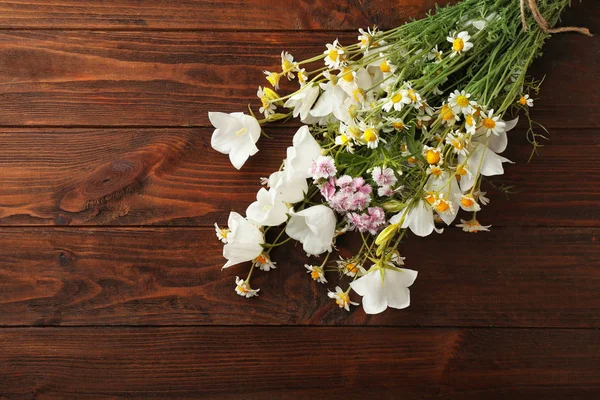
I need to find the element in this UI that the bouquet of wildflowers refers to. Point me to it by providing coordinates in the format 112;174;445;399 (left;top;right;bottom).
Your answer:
210;0;591;314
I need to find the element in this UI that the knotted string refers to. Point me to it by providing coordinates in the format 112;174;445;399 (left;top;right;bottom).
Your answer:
520;0;593;36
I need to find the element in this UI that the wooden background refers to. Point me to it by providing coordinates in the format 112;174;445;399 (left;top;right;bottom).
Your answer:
0;1;598;398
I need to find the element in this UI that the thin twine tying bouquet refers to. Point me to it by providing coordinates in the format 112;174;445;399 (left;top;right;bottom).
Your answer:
209;0;592;314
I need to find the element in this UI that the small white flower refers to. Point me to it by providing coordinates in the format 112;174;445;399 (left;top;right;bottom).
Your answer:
264;70;280;89
336;258;367;278
448;90;476;115
221;212;265;269
445;130;469;156
281;51;299;79
427;45;443;63
477;109;507;137
209;112;261;170
246;187;289;227
323;39;346;69
350;267;418;314
447;31;473;57
519;94;534;107
360;124;385;149
214;222;229;243
382;90;411;112
328;286;359;311
456;218;491;232
390;250;405;266
253;253;277;271
474;190;490;205
286;205;337;256
235;276;260;298
257;86;276;118
305;264;327;284
459;194;481;212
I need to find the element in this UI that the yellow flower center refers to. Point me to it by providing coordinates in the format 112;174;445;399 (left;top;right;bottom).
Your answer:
425;194;437;206
328;49;339;61
361;37;369;46
311;270;321;280
338;134;349;145
456;165;468;176
380;60;391;73
345;263;358;274
440;104;455;121
298;72;306;84
219;229;229;238
363;128;377;142
260;96;270;109
336;292;349;307
255;254;268;264
430;166;443;176
391;93;402;103
266;73;280;87
436;199;450;213
452;139;464;150
408;89;417;102
341;68;354;82
461;196;475;208
482;117;496;129
407;156;417;164
236;284;249;293
348;105;358;119
456;95;469;107
282;59;293;71
392;121;404;130
465;115;474;126
519;96;528;105
453;38;465;52
426;149;441;164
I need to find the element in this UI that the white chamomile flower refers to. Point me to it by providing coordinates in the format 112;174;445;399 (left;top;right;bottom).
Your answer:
335;130;355;153
423;145;443;165
383;117;407;132
447;31;473;57
390;250;406;266
448;90;476;115
433;193;455;216
445;130;469;156
428;45;444;63
465;113;478;134
324;39;346;69
456;219;491;233
305;264;327;284
478;109;507;136
402;82;423;109
253;253;277;271
336;258;367;278
358;27;383;50
474;190;490;205
328;286;359;311
235;276;260;298
297;68;308;86
427;164;444;178
257;86;276;118
382;90;411;112
280;51;298;79
439;103;460;126
519;94;534;107
264;70;280;89
360;123;385;149
455;164;473;180
459;194;481;212
214;223;229;243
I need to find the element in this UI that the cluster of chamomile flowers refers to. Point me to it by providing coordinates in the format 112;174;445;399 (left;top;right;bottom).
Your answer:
209;21;535;315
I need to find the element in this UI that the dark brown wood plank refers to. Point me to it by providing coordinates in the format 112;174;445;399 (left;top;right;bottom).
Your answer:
0;0;453;30
0;127;597;227
0;227;596;327
0;327;597;399
0;26;596;127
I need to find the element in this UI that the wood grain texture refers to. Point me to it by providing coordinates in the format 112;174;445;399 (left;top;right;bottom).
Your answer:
0;126;597;226
0;327;597;399
0;227;596;327
0;24;596;127
0;0;453;30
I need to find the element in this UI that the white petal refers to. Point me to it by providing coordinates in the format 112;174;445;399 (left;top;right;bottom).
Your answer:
402;200;435;237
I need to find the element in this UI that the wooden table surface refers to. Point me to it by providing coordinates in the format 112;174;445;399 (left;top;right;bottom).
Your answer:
0;1;598;398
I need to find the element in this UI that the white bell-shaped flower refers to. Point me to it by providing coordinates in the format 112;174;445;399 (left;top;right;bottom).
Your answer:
285;205;336;255
268;170;308;204
222;212;264;269
283;84;320;122
246;188;289;227
286;125;322;179
209;112;261;170
350;267;418;314
390;200;441;237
